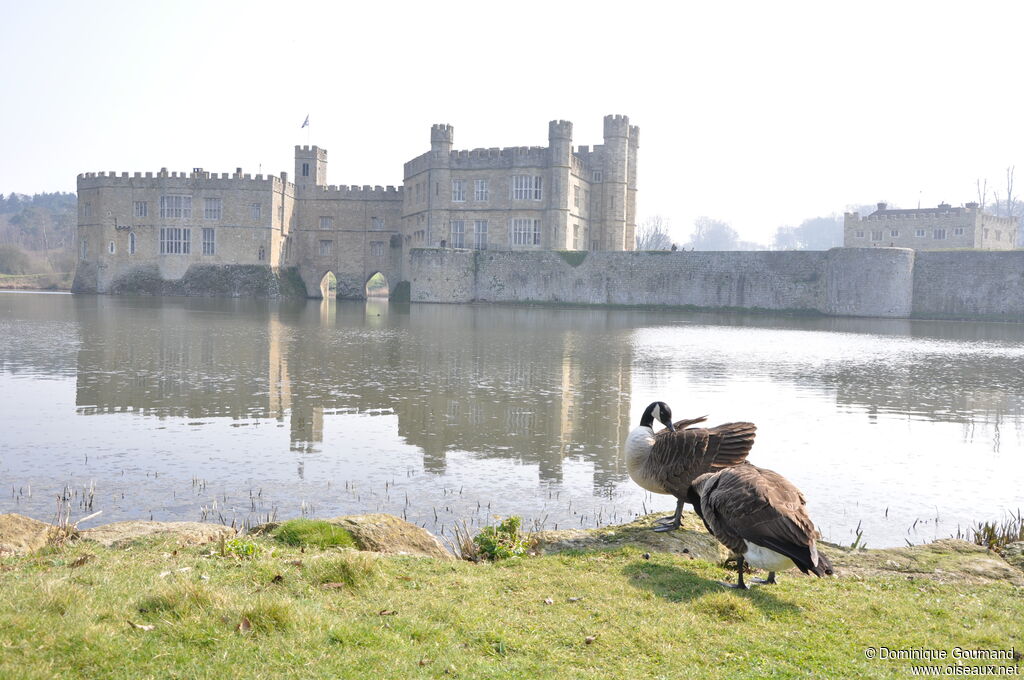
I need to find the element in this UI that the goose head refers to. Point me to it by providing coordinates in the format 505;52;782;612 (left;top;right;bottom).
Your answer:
639;401;675;432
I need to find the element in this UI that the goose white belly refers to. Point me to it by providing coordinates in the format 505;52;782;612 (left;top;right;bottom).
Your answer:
624;426;668;494
744;542;796;572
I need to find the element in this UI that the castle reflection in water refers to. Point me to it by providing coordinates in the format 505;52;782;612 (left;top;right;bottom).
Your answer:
72;296;636;490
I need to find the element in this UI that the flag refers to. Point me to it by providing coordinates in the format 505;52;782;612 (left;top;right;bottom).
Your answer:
301;115;309;129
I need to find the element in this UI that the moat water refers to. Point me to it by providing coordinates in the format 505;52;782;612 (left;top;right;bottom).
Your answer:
1;290;1022;549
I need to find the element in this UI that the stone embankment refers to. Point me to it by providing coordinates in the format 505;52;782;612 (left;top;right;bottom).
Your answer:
2;511;1022;584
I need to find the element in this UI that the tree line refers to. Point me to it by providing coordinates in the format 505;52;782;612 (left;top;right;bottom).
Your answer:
0;192;77;279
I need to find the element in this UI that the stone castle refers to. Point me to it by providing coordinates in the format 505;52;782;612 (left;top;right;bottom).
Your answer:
73;115;639;298
844;202;1017;250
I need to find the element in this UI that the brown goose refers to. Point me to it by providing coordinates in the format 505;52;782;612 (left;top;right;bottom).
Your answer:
625;401;756;532
687;462;834;589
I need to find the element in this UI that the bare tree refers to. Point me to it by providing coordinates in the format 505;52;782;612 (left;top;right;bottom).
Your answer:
635;215;673;250
991;166;1019;218
976;178;988;212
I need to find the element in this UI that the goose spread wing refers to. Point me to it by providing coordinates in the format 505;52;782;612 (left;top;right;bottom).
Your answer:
645;421;755;497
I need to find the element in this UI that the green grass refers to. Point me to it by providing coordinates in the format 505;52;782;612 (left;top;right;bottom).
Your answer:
0;539;1021;679
270;519;358;550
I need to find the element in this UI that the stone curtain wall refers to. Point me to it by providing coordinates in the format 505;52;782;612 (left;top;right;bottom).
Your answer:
912;251;1024;320
409;247;1024;321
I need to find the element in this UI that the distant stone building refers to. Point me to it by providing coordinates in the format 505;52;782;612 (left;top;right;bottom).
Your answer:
843;202;1017;250
73;115;639;297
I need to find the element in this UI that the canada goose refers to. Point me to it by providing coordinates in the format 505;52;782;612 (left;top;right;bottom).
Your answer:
687;463;834;589
625;401;757;532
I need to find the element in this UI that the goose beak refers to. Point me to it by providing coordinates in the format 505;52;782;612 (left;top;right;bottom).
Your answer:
663;419;675;433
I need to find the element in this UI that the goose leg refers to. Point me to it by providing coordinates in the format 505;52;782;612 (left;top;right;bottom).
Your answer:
719;555;749;590
652;499;684;532
751;571;777;585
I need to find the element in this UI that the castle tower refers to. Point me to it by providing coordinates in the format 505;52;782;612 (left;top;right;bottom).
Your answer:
600;114;631;251
294;145;327;190
548;120;573;249
625;124;640;250
427;124;454;247
430;124;454;158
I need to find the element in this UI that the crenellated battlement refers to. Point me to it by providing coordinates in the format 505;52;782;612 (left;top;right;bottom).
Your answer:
295;145;327;158
313;184;403;199
430;123;454;143
603;114;631;138
548;119;573;138
77;169;290;190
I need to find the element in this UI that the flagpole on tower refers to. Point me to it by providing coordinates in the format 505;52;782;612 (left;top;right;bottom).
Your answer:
302;113;310;145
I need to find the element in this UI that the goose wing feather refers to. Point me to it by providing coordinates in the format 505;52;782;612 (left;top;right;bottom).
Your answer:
646;421;756;497
701;464;829;575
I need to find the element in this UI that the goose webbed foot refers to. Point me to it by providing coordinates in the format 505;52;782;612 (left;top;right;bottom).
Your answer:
651;500;683;532
718;556;749;589
718;580;750;590
750;572;777;585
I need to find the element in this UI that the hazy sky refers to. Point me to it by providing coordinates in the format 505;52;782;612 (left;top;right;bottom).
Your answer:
3;0;1023;246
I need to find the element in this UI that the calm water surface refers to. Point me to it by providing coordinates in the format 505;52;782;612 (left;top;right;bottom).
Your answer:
1;290;1022;548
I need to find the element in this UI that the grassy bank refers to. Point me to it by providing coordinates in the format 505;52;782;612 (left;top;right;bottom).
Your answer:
0;271;72;291
1;532;1022;679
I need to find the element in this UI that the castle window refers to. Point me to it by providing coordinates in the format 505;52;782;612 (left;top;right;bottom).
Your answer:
890;229;899;238
475;179;489;201
108;241;115;255
319;216;333;230
451;220;465;248
80;238;88;259
258;245;266;261
592;170;603;183
82;202;92;218
159;227;191;254
473;220;488;250
870;230;882;241
591;239;600;251
574;185;580;208
915;228;925;237
855;230;864;238
129;232;136;255
511;218;541;246
159;195;192;219
133;201;148;218
995;230;1002;241
370;241;385;257
251;203;261;220
512;175;542;201
573;223;580;250
452;179;466;202
202;228;215;255
953;227;964;236
302;162;309;177
371;217;384;230
204;198;222;220
933;228;947;240
318;240;332;257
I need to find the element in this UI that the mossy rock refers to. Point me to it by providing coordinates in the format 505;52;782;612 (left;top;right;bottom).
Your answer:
533;512;729;563
78;521;236;549
1001;541;1024;571
323;514;454;560
269;519;357;549
0;513;55;556
826;538;1024;585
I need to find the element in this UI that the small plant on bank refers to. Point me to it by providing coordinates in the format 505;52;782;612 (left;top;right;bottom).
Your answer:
271;519;357;550
961;509;1024;552
223;537;262;559
472;516;530;561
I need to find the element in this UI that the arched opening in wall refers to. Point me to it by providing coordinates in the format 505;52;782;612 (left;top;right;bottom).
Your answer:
319;271;337;299
365;272;389;298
